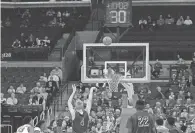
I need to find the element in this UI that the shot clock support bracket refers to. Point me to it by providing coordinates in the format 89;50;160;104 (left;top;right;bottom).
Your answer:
103;24;133;43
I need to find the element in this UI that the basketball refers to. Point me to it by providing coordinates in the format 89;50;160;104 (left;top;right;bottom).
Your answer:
103;36;112;46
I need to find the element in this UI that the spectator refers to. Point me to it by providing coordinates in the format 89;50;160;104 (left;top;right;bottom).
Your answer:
12;39;21;48
190;57;195;75
176;16;184;26
36;120;47;133
31;82;48;109
16;83;26;94
46;8;55;17
48;72;60;89
7;93;18;105
185;98;192;108
185;92;193;100
49;17;57;27
65;11;70;18
157;15;165;26
50;67;62;83
154;102;165;117
152;59;162;78
138;17;147;29
147;16;156;30
137;83;150;94
147;16;152;25
62;11;70;22
184;16;193;26
19;33;26;47
145;103;154;114
39;73;48;82
29;95;39;105
57;17;66;28
7;85;15;94
57;11;62;19
4;17;12;27
43;36;51;46
156;118;169;133
165;14;174;25
177;90;185;100
31;82;45;94
34;38;41;46
169;74;179;85
22;9;31;19
169;92;175;100
154;86;165;100
177;58;185;64
28;34;35;46
48;120;57;132
180;108;188;119
165;117;182;133
1;93;6;104
188;107;195;121
179;76;187;89
20;18;30;28
46;76;58;94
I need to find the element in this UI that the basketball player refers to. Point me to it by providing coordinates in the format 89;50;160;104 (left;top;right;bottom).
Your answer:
16;116;34;133
68;84;96;133
126;100;156;133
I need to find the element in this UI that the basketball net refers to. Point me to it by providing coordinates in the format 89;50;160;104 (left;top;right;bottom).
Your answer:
105;69;122;92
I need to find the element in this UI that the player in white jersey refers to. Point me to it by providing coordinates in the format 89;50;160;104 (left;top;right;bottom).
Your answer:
16;116;34;133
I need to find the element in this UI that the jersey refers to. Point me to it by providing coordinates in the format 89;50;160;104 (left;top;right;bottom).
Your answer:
126;110;155;133
16;124;32;133
72;110;89;133
46;81;57;93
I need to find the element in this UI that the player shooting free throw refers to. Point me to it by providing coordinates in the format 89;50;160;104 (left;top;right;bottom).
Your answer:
68;84;96;133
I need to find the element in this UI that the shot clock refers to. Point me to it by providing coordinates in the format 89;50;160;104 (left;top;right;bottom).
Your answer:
105;0;132;27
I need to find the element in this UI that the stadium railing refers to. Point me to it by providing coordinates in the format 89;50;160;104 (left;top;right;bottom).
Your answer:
33;116;39;127
1;1;92;8
1;124;12;133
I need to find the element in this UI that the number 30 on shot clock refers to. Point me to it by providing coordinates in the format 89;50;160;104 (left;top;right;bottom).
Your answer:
105;0;132;26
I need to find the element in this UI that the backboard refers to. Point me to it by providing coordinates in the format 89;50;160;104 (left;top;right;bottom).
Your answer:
81;43;150;83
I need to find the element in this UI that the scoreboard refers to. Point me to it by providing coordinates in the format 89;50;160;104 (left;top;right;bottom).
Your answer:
105;0;132;26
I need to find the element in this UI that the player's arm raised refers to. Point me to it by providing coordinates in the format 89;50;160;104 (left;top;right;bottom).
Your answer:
86;87;96;115
68;84;77;120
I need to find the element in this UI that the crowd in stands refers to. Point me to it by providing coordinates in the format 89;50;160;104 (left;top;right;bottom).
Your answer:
139;14;193;30
1;8;83;29
12;33;51;48
1;7;89;51
1;67;62;110
30;53;195;133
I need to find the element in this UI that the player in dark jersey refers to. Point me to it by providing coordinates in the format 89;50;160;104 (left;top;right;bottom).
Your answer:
126;100;156;133
68;84;96;133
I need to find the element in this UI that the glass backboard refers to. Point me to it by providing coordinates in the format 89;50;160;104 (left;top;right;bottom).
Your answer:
81;43;150;83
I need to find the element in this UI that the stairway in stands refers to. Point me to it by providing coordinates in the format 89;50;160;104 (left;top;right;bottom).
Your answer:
49;82;76;120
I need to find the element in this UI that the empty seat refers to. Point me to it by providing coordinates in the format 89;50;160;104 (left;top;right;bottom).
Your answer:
1;115;12;125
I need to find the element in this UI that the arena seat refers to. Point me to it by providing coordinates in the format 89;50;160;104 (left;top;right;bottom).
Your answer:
1;67;53;93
